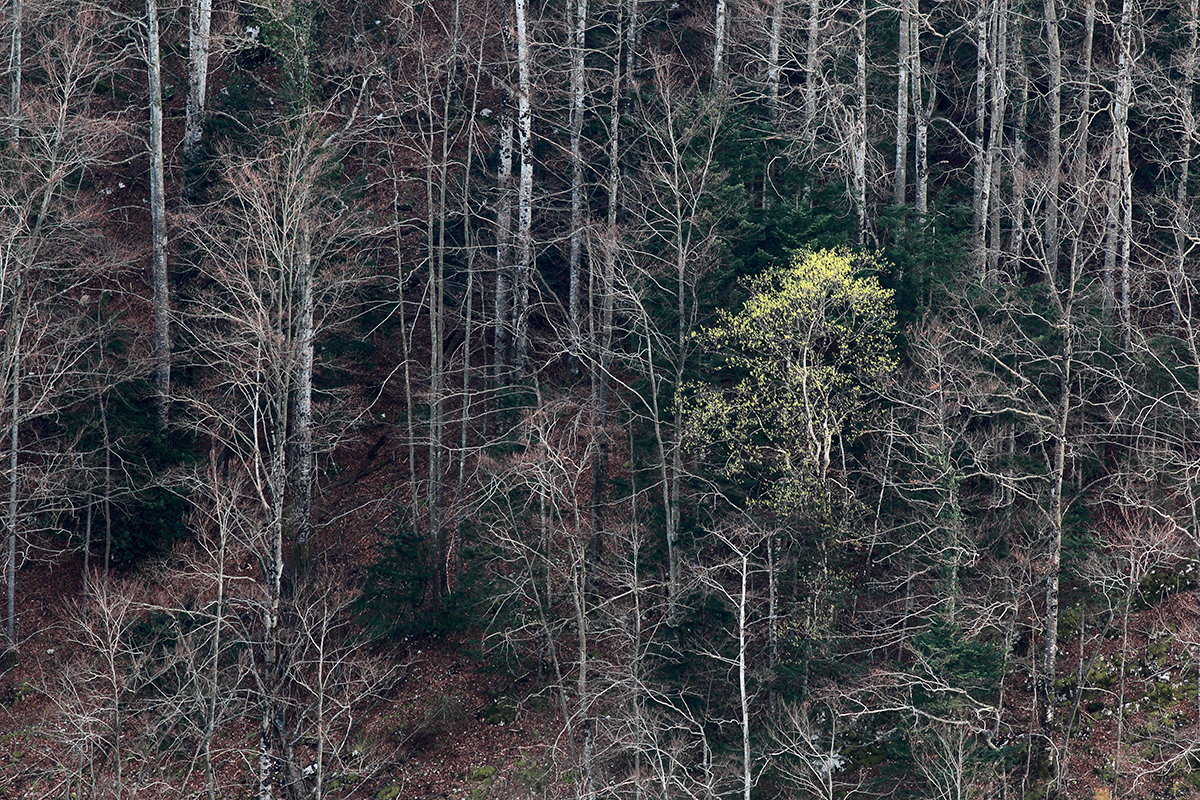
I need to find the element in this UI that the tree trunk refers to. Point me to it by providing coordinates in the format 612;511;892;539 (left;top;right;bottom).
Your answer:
738;551;752;800
767;0;784;124
852;0;868;244
972;0;987;267
148;0;170;431
183;0;212;164
1175;0;1197;329
426;127;445;612
568;0;589;368
802;0;819;199
292;220;314;576
4;325;16;649
1008;27;1028;266
494;90;514;380
8;0;19;145
1042;0;1061;272
512;0;534;370
911;3;928;215
713;0;728;88
894;0;910;207
983;0;1007;279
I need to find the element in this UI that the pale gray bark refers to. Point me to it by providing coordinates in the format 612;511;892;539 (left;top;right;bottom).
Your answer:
1175;0;1198;301
972;0;987;262
738;551;751;800
8;0;19;144
911;3;928;215
1042;0;1062;271
183;0;213;163
494;91;514;379
767;0;784;123
802;0;819;199
4;323;16;649
292;221;314;570
1008;29;1028;265
894;0;910;207
983;0;1007;279
852;0;868;243
513;0;534;370
425;106;446;610
713;0;728;88
568;0;589;365
1097;4;1134;343
148;0;170;431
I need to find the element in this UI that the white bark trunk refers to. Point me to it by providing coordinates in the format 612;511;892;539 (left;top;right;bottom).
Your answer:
894;0;910;207
802;0;819;199
983;0;1007;279
183;0;212;162
1176;0;1197;302
8;0;19;144
852;0;868;243
767;0;784;124
713;0;727;88
293;221;314;570
494;92;514;377
972;0;987;263
738;552;752;800
1116;0;1133;341
513;0;534;370
911;5;927;215
568;0;588;365
4;327;16;649
1008;31;1028;265
1042;0;1061;271
148;0;170;430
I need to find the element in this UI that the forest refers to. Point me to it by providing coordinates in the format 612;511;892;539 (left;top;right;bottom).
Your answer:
1;0;1199;796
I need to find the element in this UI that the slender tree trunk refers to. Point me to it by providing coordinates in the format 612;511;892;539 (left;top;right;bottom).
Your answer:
1042;304;1072;730
1175;0;1198;325
1102;0;1132;329
972;0;988;266
568;0;589;368
4;328;16;650
911;4;928;215
148;0;170;431
588;6;622;587
802;0;819;199
103;391;112;582
292;220;314;575
512;0;534;370
852;0;868;243
204;447;227;800
1069;0;1095;240
1008;29;1028;265
1115;0;1133;343
1042;0;1061;271
767;0;784;123
713;0;727;88
738;551;752;800
494;90;514;380
183;0;212;164
426;132;446;612
8;0;19;145
894;0;910;207
983;0;1007;279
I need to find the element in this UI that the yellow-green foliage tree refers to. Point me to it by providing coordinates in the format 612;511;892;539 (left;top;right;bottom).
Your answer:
687;248;896;511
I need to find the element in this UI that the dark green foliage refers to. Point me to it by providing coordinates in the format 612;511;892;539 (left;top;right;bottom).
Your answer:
910;618;1003;711
354;524;434;639
58;380;193;564
107;484;190;564
877;205;970;326
354;518;489;639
